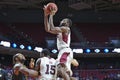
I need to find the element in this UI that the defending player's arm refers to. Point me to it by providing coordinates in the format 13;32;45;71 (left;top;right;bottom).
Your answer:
14;63;39;77
19;57;41;77
20;66;39;77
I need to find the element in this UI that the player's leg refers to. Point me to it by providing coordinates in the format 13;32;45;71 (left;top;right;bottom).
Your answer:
57;64;70;80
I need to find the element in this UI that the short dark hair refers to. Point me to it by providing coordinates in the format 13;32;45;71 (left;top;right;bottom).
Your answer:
64;18;72;27
41;49;50;56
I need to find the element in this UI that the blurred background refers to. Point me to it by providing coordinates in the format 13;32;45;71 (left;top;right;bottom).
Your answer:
0;0;120;80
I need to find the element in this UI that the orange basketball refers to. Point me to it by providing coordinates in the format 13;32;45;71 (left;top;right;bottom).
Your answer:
46;3;58;14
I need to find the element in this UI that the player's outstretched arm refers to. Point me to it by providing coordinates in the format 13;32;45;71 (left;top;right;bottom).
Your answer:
20;66;39;77
14;63;39;77
43;6;59;34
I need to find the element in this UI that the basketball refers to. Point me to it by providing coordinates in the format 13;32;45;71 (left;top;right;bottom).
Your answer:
46;3;58;14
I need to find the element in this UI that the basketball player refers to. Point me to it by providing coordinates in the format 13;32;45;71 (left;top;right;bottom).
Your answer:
35;49;57;80
13;49;58;80
12;53;27;80
43;5;79;79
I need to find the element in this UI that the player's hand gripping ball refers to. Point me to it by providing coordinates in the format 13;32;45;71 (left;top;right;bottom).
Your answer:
46;3;58;15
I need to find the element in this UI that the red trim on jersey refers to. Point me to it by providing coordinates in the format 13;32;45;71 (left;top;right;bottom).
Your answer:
60;52;70;63
62;33;68;43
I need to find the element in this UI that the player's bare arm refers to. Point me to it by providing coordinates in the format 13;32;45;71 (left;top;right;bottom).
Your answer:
20;66;39;77
43;7;59;34
14;63;39;77
49;14;70;34
43;5;51;32
44;4;70;35
43;6;59;34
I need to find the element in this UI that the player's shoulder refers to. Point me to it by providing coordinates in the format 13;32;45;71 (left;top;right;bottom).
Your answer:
36;57;48;64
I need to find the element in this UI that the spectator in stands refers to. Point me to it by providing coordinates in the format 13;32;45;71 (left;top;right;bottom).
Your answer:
0;63;8;80
28;58;36;80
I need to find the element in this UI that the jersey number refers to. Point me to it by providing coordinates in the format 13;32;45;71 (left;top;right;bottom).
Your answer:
45;64;55;75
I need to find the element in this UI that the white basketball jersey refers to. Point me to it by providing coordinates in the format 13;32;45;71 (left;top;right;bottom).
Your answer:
57;32;71;50
56;32;73;76
39;57;56;79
